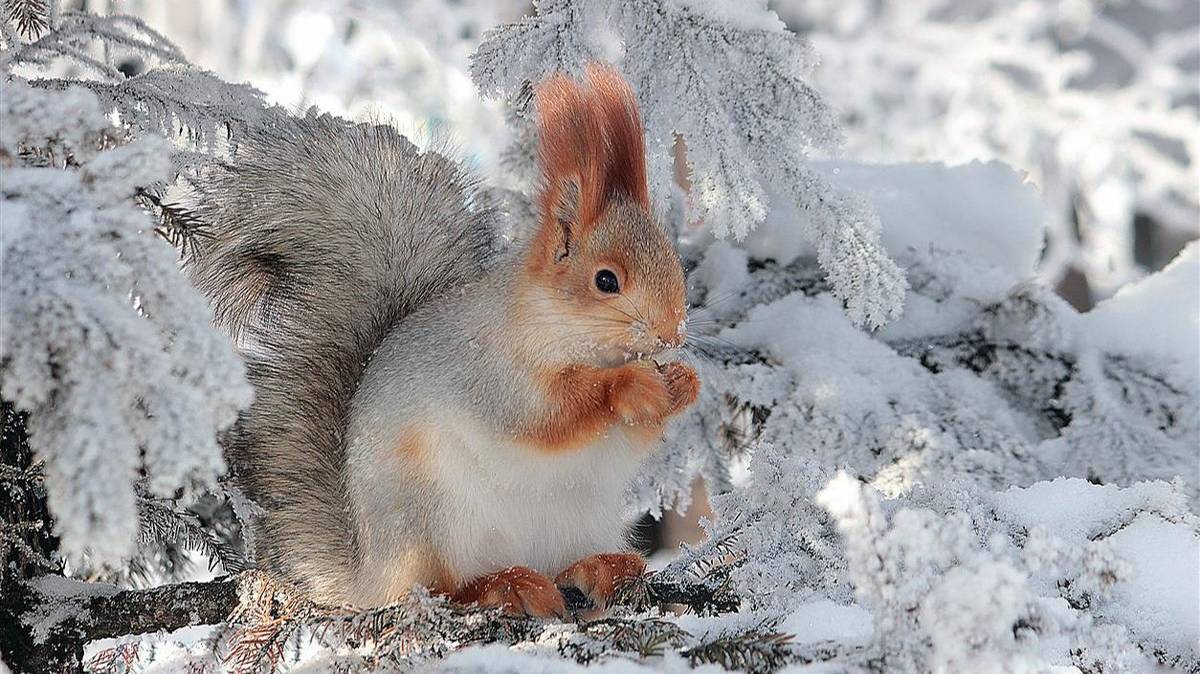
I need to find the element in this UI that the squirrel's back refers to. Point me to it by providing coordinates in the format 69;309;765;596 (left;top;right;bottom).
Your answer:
187;115;495;599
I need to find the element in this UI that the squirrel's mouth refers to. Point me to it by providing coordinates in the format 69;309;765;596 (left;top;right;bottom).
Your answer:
603;344;682;369
587;345;653;369
573;332;681;369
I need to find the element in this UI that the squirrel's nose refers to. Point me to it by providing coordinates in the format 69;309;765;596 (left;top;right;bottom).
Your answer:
655;320;686;348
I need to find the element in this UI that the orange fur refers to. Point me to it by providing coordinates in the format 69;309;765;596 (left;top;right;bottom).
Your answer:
556;552;646;619
394;426;428;465
583;64;650;210
621;362;701;443
660;361;701;415
518;361;699;452
453;566;566;618
382;545;458;600
529;64;651;273
524;365;616;451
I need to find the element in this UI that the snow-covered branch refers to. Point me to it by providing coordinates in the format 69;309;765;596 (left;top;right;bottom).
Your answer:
0;78;252;567
473;0;906;328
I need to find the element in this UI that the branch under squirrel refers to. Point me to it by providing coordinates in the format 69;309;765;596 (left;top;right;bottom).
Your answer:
6;569;740;673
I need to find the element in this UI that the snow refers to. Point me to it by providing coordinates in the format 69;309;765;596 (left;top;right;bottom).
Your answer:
818;160;1046;278
434;646;714;673
739;183;814;266
995;478;1200;661
83;624;221;673
777;600;873;647
1103;515;1200;657
726;294;924;411
778;0;1200;294
691;241;750;320
994;477;1190;543
1080;241;1200;378
670;612;770;641
666;0;785;32
22;575;118;644
0;79;252;566
740;159;1052;341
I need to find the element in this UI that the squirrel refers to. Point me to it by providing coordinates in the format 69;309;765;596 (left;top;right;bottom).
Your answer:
187;64;699;618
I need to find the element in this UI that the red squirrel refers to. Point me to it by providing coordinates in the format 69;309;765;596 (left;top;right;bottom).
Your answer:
188;64;698;618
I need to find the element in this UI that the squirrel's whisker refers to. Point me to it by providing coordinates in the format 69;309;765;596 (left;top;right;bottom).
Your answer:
619;294;650;323
596;300;642;324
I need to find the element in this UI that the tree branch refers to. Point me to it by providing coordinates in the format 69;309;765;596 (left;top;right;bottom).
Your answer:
5;566;743;673
5;578;237;673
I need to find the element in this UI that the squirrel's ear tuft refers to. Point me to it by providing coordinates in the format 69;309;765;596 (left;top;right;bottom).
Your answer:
535;72;603;238
531;63;649;265
584;63;650;211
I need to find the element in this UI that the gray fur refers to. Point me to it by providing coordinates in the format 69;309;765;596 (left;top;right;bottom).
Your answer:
187;115;495;601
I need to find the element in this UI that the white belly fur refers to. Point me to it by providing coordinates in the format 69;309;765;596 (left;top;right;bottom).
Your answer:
428;414;646;581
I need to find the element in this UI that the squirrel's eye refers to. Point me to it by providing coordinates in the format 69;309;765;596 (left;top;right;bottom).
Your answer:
594;269;620;294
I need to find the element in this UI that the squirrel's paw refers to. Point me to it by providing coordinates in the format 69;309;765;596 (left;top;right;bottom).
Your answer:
659;361;700;415
612;362;699;426
454;566;566;619
555;552;646;621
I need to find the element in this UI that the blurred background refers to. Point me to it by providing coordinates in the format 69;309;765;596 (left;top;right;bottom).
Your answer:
96;0;1198;306
88;0;1199;551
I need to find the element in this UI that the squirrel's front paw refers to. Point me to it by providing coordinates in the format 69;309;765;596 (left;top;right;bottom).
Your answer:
659;361;700;415
556;553;646;621
453;566;566;619
612;361;699;426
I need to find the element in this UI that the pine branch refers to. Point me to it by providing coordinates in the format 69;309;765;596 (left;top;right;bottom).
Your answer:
135;493;244;576
0;400;62;673
616;567;741;616
137;190;214;259
0;521;54;571
692;254;1193;439
3;10;187;74
4;0;50;40
561;617;691;663
2;568;748;673
28;70;278;150
8;576;239;673
682;628;794;673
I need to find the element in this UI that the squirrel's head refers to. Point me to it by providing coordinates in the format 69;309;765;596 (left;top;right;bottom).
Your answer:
520;64;687;367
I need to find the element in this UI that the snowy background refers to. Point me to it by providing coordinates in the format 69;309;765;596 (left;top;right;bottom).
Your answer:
120;0;1199;304
1;0;1197;673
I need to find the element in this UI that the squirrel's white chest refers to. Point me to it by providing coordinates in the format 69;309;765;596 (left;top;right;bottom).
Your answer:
427;416;645;581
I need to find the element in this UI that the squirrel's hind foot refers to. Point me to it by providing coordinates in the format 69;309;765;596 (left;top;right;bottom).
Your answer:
453;566;566;619
555;552;647;621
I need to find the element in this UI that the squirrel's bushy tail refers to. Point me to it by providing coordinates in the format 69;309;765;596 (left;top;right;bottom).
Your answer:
187;115;494;600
